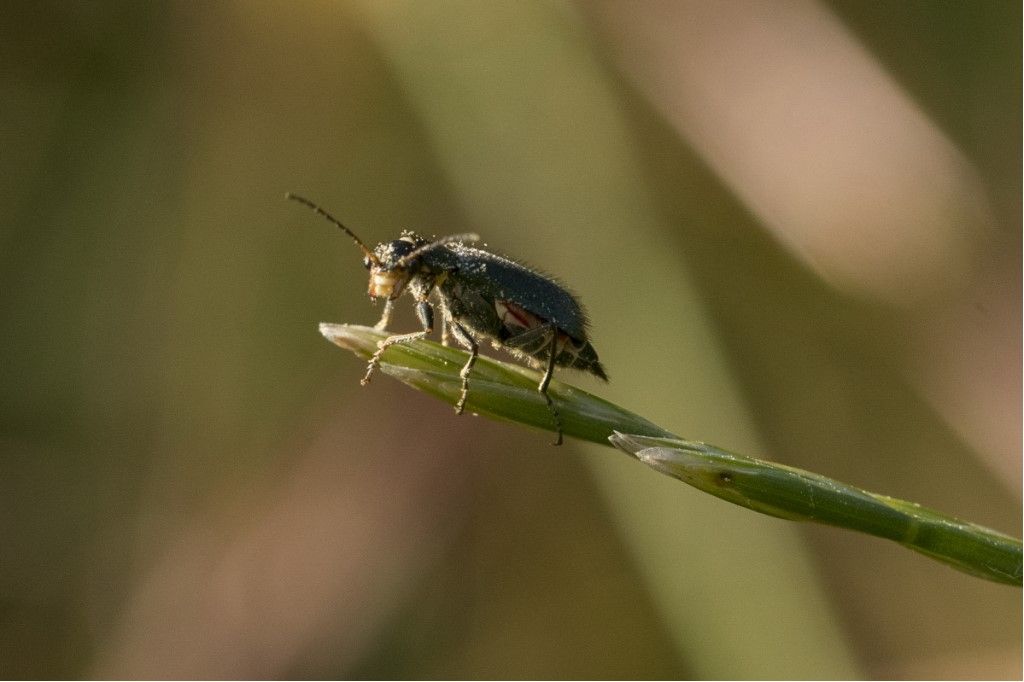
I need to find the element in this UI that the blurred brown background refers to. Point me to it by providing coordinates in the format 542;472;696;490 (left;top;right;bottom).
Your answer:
1;1;1020;679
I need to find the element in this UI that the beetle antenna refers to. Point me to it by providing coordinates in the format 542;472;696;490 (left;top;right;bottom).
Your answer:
397;233;480;267
286;193;378;263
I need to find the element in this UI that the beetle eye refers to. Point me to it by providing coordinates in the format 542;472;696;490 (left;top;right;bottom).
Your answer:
362;257;372;270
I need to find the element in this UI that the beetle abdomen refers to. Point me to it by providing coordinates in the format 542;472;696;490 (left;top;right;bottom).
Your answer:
555;335;607;381
495;299;608;381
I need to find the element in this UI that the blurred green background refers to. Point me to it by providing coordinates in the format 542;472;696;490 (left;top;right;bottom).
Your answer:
1;1;1020;679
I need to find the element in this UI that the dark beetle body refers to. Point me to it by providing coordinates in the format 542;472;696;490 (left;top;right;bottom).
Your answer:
289;193;605;444
424;241;607;380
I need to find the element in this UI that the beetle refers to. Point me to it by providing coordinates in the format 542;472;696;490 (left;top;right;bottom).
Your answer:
289;193;607;445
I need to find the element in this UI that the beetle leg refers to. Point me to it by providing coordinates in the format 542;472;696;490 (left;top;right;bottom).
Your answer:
448;322;478;415
538;324;563;446
505;323;563;445
438;301;452;347
373;298;394;331
362;298;432;385
500;325;546;351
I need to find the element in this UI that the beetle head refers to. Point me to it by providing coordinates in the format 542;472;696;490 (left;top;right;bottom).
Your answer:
365;233;427;300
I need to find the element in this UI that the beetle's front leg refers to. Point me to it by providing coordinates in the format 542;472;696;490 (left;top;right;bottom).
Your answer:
373;298;395;331
362;298;433;385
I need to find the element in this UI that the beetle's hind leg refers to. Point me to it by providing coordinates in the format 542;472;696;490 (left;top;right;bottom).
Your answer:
504;323;564;445
448;322;478;414
538;325;563;446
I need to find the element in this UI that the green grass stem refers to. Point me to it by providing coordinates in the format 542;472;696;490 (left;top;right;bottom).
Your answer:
321;323;1022;586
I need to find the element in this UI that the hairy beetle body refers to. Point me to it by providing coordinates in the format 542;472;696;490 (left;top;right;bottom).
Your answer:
289;194;606;445
432;245;607;381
